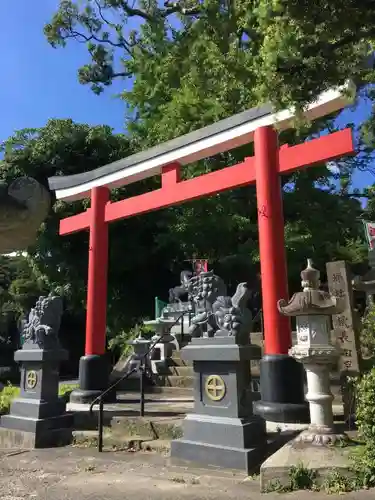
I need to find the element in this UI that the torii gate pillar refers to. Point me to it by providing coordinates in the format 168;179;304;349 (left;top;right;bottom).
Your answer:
253;126;308;423
72;186;110;403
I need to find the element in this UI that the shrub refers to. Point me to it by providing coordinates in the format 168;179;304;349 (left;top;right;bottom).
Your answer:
353;368;375;488
0;383;20;414
58;383;78;401
356;368;375;441
360;302;375;361
108;323;154;358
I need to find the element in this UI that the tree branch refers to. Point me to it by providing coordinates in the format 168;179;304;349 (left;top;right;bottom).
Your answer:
95;0;115;28
64;19;134;57
115;0;154;21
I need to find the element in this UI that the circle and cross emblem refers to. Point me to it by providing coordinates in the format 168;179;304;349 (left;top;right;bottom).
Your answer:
26;370;38;390
205;374;226;401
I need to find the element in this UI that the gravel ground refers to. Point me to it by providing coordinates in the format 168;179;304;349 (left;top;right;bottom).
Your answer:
0;447;374;500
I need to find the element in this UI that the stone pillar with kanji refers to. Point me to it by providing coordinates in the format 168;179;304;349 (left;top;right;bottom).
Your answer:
326;261;362;422
171;276;267;473
326;261;361;375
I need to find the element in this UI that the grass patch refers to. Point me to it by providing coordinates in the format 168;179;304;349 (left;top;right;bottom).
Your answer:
263;449;374;494
264;463;317;493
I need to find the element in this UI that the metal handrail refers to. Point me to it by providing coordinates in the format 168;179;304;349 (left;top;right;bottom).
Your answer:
89;312;185;452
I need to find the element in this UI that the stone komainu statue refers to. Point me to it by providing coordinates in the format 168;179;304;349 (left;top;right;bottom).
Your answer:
0;177;50;254
187;271;253;341
168;270;193;303
22;295;63;349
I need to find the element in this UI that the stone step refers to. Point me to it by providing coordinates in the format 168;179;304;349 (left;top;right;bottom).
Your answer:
118;386;194;397
171;329;192;341
155;364;194;376
72;430;172;454
170;353;190;366
111;415;184;440
171;349;183;357
155;375;194;388
169;365;194;376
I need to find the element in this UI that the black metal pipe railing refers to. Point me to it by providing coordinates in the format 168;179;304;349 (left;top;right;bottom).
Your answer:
89;312;185;452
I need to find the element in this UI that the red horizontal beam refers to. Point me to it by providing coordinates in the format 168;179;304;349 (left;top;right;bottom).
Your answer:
59;128;354;235
60;209;91;235
105;158;254;223
279;128;354;174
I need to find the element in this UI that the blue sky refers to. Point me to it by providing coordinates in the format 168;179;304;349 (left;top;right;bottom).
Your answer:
1;0;374;190
0;0;125;137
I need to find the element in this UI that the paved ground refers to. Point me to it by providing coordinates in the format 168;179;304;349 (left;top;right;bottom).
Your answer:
0;447;373;500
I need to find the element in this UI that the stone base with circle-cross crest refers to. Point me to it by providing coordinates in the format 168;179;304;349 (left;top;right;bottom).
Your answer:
171;336;268;473
0;342;73;448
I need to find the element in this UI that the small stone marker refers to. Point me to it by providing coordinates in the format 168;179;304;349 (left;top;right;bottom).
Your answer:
326;261;361;375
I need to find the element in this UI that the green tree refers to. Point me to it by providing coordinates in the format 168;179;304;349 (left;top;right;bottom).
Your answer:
44;0;374;109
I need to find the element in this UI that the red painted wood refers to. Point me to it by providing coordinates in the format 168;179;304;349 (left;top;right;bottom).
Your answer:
161;162;181;187
60;209;91;235
59;128;353;235
105;158;253;223
255;127;291;355
85;187;109;356
278;128;354;174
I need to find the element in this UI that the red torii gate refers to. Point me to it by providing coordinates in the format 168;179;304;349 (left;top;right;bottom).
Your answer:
56;125;354;421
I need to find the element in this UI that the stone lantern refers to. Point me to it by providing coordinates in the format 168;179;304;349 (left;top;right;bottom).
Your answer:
144;313;177;374
277;259;346;445
353;248;375;308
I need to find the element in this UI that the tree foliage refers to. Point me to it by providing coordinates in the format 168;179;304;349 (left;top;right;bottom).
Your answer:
45;0;375;109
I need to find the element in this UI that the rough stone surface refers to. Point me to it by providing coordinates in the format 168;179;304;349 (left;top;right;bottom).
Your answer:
260;436;358;491
0;447;373;500
0;177;50;254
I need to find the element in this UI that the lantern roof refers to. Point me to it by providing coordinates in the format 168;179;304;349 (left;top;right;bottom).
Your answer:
278;259;345;316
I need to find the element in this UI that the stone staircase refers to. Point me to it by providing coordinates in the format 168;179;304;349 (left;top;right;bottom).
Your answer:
142;333;344;407
73;333;345;454
154;347;194;388
115;326;344;409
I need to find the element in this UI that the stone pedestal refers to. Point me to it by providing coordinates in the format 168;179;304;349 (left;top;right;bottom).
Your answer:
1;347;73;448
290;347;346;445
171;336;267;473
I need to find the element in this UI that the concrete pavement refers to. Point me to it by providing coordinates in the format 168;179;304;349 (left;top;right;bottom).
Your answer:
0;447;373;500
